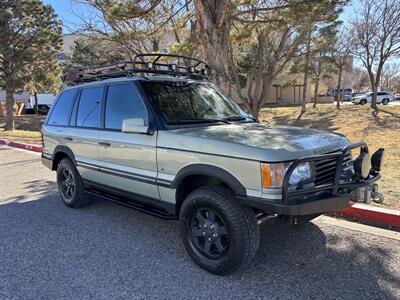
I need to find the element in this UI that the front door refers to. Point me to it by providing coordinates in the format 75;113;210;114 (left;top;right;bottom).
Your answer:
97;82;159;200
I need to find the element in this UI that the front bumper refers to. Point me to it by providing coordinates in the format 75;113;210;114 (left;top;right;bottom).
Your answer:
239;194;351;216
241;141;382;216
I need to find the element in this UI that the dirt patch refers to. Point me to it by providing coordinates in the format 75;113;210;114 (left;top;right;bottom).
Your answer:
0;115;44;145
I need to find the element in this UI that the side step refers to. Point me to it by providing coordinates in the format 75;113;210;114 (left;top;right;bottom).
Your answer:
85;190;177;220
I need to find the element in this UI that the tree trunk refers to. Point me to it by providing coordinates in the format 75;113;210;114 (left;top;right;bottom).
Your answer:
371;87;378;110
5;88;14;131
336;67;342;109
34;92;39;130
301;28;312;113
194;0;232;89
313;78;319;108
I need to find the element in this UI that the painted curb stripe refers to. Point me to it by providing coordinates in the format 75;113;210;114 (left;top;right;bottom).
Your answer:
0;139;43;153
340;202;400;228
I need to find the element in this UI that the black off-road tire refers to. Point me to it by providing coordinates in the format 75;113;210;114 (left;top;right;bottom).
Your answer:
179;186;260;275
56;157;90;208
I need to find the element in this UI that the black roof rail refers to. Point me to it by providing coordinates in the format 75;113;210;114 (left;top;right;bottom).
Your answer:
64;53;211;84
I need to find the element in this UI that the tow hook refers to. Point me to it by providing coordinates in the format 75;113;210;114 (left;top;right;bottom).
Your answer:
353;183;384;204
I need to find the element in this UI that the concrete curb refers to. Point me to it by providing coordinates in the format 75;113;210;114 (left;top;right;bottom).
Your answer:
339;202;400;229
0;139;43;153
0;138;399;228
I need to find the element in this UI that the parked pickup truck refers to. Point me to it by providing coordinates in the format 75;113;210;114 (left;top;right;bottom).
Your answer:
41;54;384;275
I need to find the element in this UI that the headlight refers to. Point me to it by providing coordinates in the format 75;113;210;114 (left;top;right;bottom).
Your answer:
289;162;313;185
261;162;313;188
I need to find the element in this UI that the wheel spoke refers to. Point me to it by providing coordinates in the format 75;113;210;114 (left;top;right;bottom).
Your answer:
207;210;216;222
203;240;212;254
214;239;225;253
192;229;204;238
195;212;207;226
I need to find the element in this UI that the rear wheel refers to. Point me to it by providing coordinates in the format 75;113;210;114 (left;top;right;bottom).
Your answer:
179;186;259;275
360;99;367;105
382;98;389;105
56;157;90;208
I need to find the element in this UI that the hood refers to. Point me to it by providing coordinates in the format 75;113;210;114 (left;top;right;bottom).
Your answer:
159;123;350;162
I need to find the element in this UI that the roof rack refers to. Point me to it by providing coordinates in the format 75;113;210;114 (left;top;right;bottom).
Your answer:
65;53;211;84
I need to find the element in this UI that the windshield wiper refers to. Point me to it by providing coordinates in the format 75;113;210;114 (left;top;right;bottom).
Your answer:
167;118;230;125
223;115;258;122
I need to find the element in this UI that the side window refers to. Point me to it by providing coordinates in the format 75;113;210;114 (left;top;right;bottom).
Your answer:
77;86;103;128
47;89;76;126
105;84;148;130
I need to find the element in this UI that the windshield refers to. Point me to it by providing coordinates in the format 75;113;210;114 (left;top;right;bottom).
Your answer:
140;81;252;125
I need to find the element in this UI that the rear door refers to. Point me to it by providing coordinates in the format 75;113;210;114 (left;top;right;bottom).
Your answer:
97;81;159;199
68;85;104;181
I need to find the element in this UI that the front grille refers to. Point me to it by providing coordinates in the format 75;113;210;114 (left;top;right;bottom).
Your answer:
314;150;352;187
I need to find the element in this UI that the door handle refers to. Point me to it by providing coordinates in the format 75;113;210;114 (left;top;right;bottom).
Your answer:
98;141;111;147
63;137;73;141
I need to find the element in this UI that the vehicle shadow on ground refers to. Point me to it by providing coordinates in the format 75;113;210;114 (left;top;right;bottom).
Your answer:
0;193;398;299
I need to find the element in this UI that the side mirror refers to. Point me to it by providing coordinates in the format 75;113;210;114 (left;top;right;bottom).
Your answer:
122;118;150;134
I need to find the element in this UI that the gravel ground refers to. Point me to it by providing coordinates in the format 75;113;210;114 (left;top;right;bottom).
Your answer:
1;145;399;299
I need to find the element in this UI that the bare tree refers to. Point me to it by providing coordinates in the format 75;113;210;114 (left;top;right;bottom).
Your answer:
381;63;400;91
348;0;400;109
343;67;370;93
332;30;352;109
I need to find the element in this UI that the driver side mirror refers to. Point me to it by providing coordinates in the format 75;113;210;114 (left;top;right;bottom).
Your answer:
122;118;151;134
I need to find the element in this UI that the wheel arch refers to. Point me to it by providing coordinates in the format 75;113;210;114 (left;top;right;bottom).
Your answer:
171;164;247;213
51;145;77;170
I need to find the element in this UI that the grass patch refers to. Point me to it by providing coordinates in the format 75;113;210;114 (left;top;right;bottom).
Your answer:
0;128;42;145
260;104;400;210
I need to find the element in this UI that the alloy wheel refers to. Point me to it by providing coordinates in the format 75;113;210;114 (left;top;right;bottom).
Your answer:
190;208;229;259
61;168;75;199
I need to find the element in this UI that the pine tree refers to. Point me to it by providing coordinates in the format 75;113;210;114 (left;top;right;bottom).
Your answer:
0;0;62;130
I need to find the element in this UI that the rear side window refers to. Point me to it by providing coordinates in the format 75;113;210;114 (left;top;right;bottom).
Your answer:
47;89;76;126
77;86;103;128
105;84;148;130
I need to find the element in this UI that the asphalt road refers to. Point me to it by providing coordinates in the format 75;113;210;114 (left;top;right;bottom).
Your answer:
1;145;399;299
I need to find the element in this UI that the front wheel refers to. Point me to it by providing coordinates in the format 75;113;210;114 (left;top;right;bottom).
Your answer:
382;98;389;105
179;186;260;275
360;99;367;105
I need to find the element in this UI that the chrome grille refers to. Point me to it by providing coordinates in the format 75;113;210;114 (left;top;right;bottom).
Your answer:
314;150;352;187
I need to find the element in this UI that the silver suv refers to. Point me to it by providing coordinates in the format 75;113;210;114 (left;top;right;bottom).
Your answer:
41;54;384;275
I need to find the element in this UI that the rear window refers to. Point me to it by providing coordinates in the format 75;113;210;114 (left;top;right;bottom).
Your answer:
77;86;103;128
47;89;76;126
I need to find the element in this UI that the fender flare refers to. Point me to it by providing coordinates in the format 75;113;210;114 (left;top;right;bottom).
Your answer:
171;163;247;196
52;145;77;169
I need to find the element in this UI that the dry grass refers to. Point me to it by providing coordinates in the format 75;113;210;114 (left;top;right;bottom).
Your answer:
260;104;400;210
0;128;42;145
